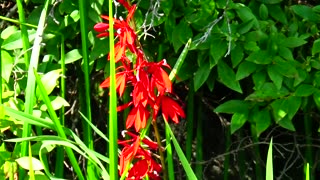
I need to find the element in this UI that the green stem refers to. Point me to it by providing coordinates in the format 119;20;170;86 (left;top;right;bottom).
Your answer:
55;35;66;177
165;120;175;180
20;0;50;178
195;96;203;180
108;0;119;179
304;113;313;180
78;0;95;178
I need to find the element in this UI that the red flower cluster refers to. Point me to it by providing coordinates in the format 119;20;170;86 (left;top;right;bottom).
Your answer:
118;132;162;180
94;0;185;179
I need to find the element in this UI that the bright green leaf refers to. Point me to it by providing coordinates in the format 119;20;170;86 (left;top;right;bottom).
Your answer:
312;39;320;56
1;50;14;82
231;45;244;68
59;49;82;64
1;26;18;39
1;30;36;50
215;100;249;114
217;61;242;93
268;4;287;24
231;112;248;134
292;5;320;23
267;66;283;90
286;96;301;120
246;50;272;64
36;69;62;98
266;138;273;180
278;47;294;61
271;99;287;122
294;84;316;97
313;90;320;110
194;62;211;92
236;61;258;80
253;108;271;137
280;37;307;48
40;96;70;111
16;157;44;171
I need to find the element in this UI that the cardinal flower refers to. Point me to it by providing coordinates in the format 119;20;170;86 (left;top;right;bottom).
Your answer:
154;95;186;123
118;132;162;179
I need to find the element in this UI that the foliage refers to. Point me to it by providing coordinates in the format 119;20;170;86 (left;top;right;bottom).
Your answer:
1;0;320;179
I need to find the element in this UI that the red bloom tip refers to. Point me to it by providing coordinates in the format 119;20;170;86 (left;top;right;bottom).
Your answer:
126;103;150;132
94;23;109;32
159;95;185;123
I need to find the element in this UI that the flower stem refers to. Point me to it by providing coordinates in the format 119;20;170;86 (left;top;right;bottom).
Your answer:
152;120;167;180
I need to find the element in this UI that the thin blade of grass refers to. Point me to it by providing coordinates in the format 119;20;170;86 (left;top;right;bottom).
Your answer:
108;0;119;178
164;120;197;180
78;0;95;177
306;163;310;180
20;0;50;178
195;100;203;179
34;69;85;180
185;81;194;162
266;138;273;180
79;111;109;142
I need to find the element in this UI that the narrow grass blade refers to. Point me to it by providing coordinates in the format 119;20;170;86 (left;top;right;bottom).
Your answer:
185;81;194;162
78;0;95;177
34;69;85;180
195;100;203;179
169;39;191;82
266;138;273;180
306;163;310;180
164;121;197;180
55;35;66;178
79;111;109;142
166;122;175;180
21;0;51;178
108;0;119;178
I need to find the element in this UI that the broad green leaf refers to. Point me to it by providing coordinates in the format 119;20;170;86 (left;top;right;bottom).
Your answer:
312;39;320;56
194;62;211;92
246;50;272;64
253;108;271;137
1;26;18;39
36;69;62;98
244;41;260;52
259;4;268;20
16;157;44;171
1;30;36;50
268;4;287;24
246;83;289;101
280;37;307;48
294;84;316;97
235;4;257;24
178;20;193;44
59;49;82;64
272;57;297;78
278;116;295;131
271;99;287;122
266;138;273;180
215;100;249;114
286;96;301;120
294;69;307;87
236;61;258;80
237;19;255;34
1;50;14;82
278;47;294;61
217;61;242;93
231;45;244;68
252;71;267;89
40;96;70;111
292;5;320;23
210;39;227;63
267;66;283;90
231;112;248;134
25;171;50;180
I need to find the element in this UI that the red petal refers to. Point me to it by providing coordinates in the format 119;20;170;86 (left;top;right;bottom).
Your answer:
96;32;110;38
128;159;149;179
94;23;109;32
100;77;111;88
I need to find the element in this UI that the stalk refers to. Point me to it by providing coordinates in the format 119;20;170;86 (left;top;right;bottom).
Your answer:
108;0;119;179
195;94;203;179
20;0;50;178
55;35;66;177
16;0;30;67
78;0;95;178
152;121;167;180
186;80;194;162
165;120;175;180
304;113;314;180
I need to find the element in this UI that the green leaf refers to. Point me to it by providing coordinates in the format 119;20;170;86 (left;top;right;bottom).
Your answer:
292;5;320;23
194;62;211;91
16;157;44;171
294;84;316;97
272;56;297;78
40;96;70;111
259;4;268;20
253;108;271;136
1;26;18;39
267;66;283;90
280;37;307;48
278;116;295;131
236;61;258;80
271;99;287;122
278;47;294;61
313;90;320;110
246;83;289;101
215;100;249;114
1;30;36;50
246;50;272;64
266;138;273;180
231;112;248;134
1;50;14;83
286;96;301;120
312;39;320;56
36;69;62;98
231;45;244;68
217;61;242;93
237;19;255;34
210;39;227;63
268;4;287;24
59;49;82;64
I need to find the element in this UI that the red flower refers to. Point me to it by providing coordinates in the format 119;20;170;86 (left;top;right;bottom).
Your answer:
155;95;186;123
148;60;172;95
126;103;150;131
118;133;162;179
